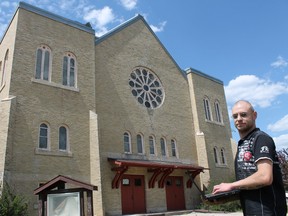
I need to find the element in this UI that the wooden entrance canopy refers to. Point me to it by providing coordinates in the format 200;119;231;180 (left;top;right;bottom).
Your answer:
108;158;205;189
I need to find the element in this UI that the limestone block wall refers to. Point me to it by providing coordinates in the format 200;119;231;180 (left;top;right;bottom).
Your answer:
187;69;234;187
1;5;96;215
0;9;18;100
94;18;200;214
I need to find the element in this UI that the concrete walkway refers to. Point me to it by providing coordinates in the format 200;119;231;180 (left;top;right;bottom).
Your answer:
128;210;243;216
182;210;242;216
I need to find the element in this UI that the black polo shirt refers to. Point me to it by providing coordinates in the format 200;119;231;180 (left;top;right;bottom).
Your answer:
235;128;287;216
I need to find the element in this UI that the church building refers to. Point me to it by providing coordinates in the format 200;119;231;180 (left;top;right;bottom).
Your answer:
0;2;235;215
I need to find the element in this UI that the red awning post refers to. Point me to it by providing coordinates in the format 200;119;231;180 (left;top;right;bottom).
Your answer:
186;170;203;188
158;168;174;188
148;168;164;188
111;166;128;189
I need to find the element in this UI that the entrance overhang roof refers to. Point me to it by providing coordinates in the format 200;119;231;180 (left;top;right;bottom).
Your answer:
108;158;205;189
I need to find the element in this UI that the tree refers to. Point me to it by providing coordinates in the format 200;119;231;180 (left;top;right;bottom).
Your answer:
277;148;288;190
0;182;28;216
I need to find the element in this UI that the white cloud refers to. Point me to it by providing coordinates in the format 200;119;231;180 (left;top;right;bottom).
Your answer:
224;75;288;108
119;0;137;10
271;56;288;68
84;6;114;26
150;21;167;33
59;0;77;10
83;6;115;36
0;1;18;38
273;134;288;151
1;1;11;7
268;115;288;132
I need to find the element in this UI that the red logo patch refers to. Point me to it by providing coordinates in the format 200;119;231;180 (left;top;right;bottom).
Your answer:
243;151;252;161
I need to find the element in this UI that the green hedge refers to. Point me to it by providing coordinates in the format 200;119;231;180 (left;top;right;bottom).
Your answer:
0;182;28;216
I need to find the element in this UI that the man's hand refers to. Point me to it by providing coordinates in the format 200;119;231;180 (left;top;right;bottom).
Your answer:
212;183;234;194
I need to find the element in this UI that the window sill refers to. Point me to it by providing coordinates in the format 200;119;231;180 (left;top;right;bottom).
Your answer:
31;78;79;92
215;163;228;168
35;148;73;157
205;119;225;126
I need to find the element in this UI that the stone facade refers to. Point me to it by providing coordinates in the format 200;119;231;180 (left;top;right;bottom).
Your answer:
0;2;235;216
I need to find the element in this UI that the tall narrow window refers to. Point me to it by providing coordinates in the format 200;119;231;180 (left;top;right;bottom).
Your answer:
1;50;9;86
39;123;49;149
203;97;212;121
59;126;68;151
160;138;166;156
63;53;77;87
149;136;155;155
213;147;219;164
171;139;177;157
215;100;223;123
137;134;143;154
35;45;51;81
124;132;131;153
220;148;226;164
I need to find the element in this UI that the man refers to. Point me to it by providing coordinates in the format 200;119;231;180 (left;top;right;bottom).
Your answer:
212;100;287;216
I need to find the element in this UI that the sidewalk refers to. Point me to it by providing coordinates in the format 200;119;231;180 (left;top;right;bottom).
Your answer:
183;210;242;216
133;210;243;216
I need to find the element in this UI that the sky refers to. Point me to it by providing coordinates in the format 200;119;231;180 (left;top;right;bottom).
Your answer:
1;0;288;151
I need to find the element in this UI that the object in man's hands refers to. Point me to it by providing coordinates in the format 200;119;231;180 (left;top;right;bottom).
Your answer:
204;189;240;203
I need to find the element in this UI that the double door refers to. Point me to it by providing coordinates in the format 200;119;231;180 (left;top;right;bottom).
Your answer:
121;175;146;214
165;176;185;211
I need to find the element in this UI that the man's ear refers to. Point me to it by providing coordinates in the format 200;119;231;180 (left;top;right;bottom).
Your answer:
253;111;257;120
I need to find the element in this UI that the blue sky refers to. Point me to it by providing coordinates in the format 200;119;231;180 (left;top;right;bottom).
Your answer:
1;0;288;150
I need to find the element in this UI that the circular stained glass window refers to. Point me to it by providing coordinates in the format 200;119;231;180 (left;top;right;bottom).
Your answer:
129;67;165;109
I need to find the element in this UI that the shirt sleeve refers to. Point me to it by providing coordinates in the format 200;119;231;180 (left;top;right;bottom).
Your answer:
253;134;275;164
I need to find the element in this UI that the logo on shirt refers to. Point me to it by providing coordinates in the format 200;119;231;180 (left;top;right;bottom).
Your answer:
243;151;252;161
260;146;269;153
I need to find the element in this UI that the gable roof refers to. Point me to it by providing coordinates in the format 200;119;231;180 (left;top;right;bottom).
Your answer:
18;1;95;34
34;175;97;195
185;67;223;85
95;14;187;78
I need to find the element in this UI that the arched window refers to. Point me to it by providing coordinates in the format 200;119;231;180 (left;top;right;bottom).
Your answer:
39;123;49;149
137;134;144;154
213;147;219;164
124;132;131;153
149;135;156;155
59;126;68;151
220;148;226;164
171;139;177;157
35;45;51;81
203;97;212;121
1;49;9;86
62;52;77;87
215;100;223;123
160;137;167;156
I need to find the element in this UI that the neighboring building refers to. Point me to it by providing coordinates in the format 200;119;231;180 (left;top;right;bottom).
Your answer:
0;2;235;215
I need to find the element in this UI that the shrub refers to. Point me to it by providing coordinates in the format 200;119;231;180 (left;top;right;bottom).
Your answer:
201;199;241;212
0;182;28;216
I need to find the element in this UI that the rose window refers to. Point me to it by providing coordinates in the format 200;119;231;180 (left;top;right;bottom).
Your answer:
129;67;165;109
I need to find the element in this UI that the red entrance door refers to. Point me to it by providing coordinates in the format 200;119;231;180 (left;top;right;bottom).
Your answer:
165;176;185;211
121;175;146;214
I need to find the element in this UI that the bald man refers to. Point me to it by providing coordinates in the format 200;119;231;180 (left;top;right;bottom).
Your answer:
212;100;287;216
